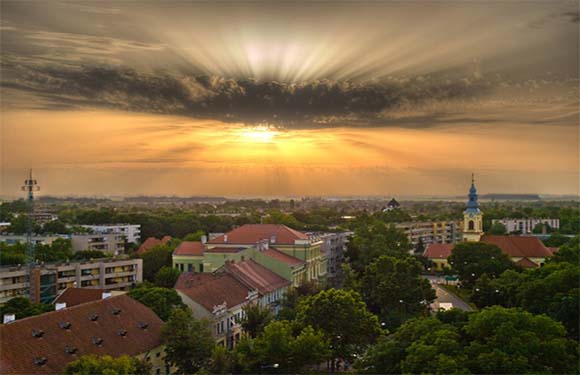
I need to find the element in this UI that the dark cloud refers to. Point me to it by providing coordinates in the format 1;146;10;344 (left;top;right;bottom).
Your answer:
1;63;491;128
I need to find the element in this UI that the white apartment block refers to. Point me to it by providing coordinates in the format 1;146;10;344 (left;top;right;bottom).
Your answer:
0;234;69;246
79;224;141;243
492;218;560;234
0;258;142;304
396;221;462;249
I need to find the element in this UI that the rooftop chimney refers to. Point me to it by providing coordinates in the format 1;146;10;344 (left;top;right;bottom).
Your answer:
102;292;112;299
55;302;67;311
3;314;15;324
223;234;228;243
270;235;276;244
201;235;207;244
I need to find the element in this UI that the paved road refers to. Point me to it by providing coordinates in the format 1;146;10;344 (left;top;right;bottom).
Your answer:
423;275;474;312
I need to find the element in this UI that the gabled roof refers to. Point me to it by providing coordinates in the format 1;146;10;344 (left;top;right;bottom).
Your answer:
515;257;540;268
173;241;204;256
0;295;163;375
481;235;552;258
54;288;106;307
262;248;305;266
137;236;171;255
224;259;290;294
175;272;251;312
423;243;454;259
208;224;308;245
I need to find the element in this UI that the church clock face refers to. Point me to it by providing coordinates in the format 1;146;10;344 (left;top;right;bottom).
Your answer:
469;213;474;218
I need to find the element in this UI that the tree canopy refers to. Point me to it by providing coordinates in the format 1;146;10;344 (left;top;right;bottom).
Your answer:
127;285;185;321
64;355;150;375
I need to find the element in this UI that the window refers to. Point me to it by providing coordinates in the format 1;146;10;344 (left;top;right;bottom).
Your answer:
468;221;474;230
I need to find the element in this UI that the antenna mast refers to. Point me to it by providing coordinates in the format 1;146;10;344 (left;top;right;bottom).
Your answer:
21;169;39;301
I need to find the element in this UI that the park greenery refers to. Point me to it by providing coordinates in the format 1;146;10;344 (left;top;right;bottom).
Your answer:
64;355;151;375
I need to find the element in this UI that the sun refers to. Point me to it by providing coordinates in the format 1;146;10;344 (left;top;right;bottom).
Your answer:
237;125;279;143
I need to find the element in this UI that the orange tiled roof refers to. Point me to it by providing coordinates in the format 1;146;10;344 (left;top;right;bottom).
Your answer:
53;288;106;307
0;295;163;375
173;241;204;256
137;236;171;255
262;248;305;266
208;224;308;245
225;259;290;294
423;243;454;259
481;235;552;258
175;272;251;312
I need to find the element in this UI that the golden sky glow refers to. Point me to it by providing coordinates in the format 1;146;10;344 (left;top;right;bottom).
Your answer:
0;1;578;197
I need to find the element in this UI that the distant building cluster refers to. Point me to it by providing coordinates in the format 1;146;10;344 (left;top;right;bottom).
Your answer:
492;218;560;234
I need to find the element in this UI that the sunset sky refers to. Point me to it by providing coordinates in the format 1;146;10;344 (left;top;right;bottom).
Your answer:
1;1;578;197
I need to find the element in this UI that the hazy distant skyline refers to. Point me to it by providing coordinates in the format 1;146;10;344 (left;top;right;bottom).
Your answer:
1;1;578;197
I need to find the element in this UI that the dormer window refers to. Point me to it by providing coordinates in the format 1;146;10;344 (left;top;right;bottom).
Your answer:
92;337;104;346
118;329;128;337
33;357;47;366
138;322;149;330
89;314;99;321
59;321;72;330
64;346;77;354
111;308;121;315
32;329;44;338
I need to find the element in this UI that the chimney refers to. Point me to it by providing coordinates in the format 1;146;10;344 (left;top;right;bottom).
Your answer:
270;235;276;244
223;234;228;243
55;302;67;311
102;292;112;299
3;314;15;324
201;235;207;244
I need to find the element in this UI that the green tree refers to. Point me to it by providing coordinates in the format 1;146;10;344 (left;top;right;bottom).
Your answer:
162;308;215;374
128;285;185;321
154;266;181;288
140;245;173;282
543;233;571;248
464;306;578;374
0;296;53;320
295;289;381;364
64;355;149;375
239;303;273;338
487;221;507;235
448;242;516;288
72;250;108;260
359;256;435;329
206;346;232;374
548;235;579;265
183;230;206;241
347;219;410;271
41;220;69;234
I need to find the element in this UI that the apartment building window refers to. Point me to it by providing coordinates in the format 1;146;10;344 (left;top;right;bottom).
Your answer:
105;267;114;274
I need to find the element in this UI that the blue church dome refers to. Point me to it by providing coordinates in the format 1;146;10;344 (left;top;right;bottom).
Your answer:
465;174;480;213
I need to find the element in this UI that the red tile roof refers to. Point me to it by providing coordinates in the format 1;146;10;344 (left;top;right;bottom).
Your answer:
262;248;305;266
547;247;558;255
515;257;540;268
173;241;204;256
205;246;246;253
54;288;106;307
208;224;308;245
481;235;553;258
423;243;454;259
0;295;163;375
175;272;251;312
225;259;290;294
137;236;171;255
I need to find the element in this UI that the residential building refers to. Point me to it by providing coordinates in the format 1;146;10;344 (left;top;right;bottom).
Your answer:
0;258;142;304
395;221;462;249
80;224;141;243
316;231;351;287
137;236;172;255
30;211;59;224
53;287;123;307
207;224;327;284
175;272;257;348
0;294;169;375
220;259;290;314
71;233;126;255
492;218;560;234
173;241;207;273
462;175;484;242
0;234;68;246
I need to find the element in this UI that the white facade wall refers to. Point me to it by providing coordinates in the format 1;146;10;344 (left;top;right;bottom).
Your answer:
493;218;560;234
80;224;141;243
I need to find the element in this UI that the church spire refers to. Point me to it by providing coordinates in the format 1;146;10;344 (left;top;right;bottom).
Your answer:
466;173;480;212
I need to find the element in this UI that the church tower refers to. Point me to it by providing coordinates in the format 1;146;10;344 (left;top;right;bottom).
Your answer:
462;174;483;242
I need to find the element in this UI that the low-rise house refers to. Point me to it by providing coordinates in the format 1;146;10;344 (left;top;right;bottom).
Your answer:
137;236;172;255
0;294;168;375
221;259;290;314
173;241;205;272
423;235;553;270
175;272;257;348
